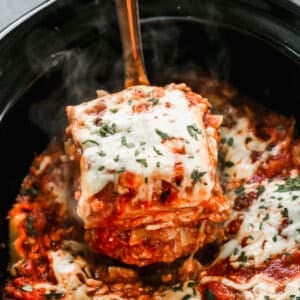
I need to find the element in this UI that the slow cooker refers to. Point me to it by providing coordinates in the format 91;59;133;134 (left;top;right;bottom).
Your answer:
1;0;300;293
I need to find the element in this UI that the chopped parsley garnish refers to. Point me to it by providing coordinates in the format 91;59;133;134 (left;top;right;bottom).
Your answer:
121;136;135;148
224;161;234;168
155;128;169;139
204;289;216;300
21;186;39;197
258;185;265;196
221;137;227;144
156;162;160;168
25;216;36;236
187;123;202;140
275;176;300;192
172;283;184;292
117;167;125;173
98;166;105;171
98;123;117;137
136;158;148;167
98;150;106;157
263;213;270;222
109;108;118;113
140;141;146;146
191;170;206;182
273;235;277;242
227;137;234;146
148;98;159;105
134;150;140;156
238;251;248;263
281;207;289;218
234;186;245;196
83;139;99;145
45;292;65;299
245;137;252;144
187;281;196;288
21;285;33;292
114;155;119;162
153;146;163;156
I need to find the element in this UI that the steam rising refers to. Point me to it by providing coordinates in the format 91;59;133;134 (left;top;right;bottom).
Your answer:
25;8;232;138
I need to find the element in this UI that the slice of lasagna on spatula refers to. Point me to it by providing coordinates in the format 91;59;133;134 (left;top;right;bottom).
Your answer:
65;83;230;266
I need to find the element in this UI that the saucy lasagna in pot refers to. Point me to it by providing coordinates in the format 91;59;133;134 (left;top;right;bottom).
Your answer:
4;78;300;299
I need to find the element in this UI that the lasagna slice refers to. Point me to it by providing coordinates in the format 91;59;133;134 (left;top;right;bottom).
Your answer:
65;83;230;266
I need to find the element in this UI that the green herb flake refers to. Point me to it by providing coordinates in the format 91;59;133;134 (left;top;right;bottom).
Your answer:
134;150;140;157
187;123;202;140
275;176;300;192
156;162;161;168
204;289;216;300
83;139;99;145
263;213;270;222
224;161;234;168
21;285;33;292
109;108;118;113
238;251;248;263
292;195;299;200
187;281;196;288
155;128;169;139
148;98;159;105
182;295;192;300
26;216;36;237
172;283;184;292
121;136;135;148
281;207;289;218
98;166;105;171
98;123;117;137
153;146;163;156
234;186;245;196
273;235;277;242
117;167;126;173
245;137;252;144
227;137;234;146
45;292;65;299
191;170;206;182
258;185;265;196
114;155;120;162
136;158;148;168
98;150;106;157
21;186;39;197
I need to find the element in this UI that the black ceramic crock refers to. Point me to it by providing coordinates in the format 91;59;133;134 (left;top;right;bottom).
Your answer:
1;0;300;293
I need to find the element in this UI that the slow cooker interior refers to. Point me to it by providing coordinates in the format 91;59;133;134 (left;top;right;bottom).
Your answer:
1;0;300;288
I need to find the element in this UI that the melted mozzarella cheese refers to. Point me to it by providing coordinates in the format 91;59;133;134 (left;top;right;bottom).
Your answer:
220;116;280;190
219;177;300;268
67;84;221;218
48;241;123;299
